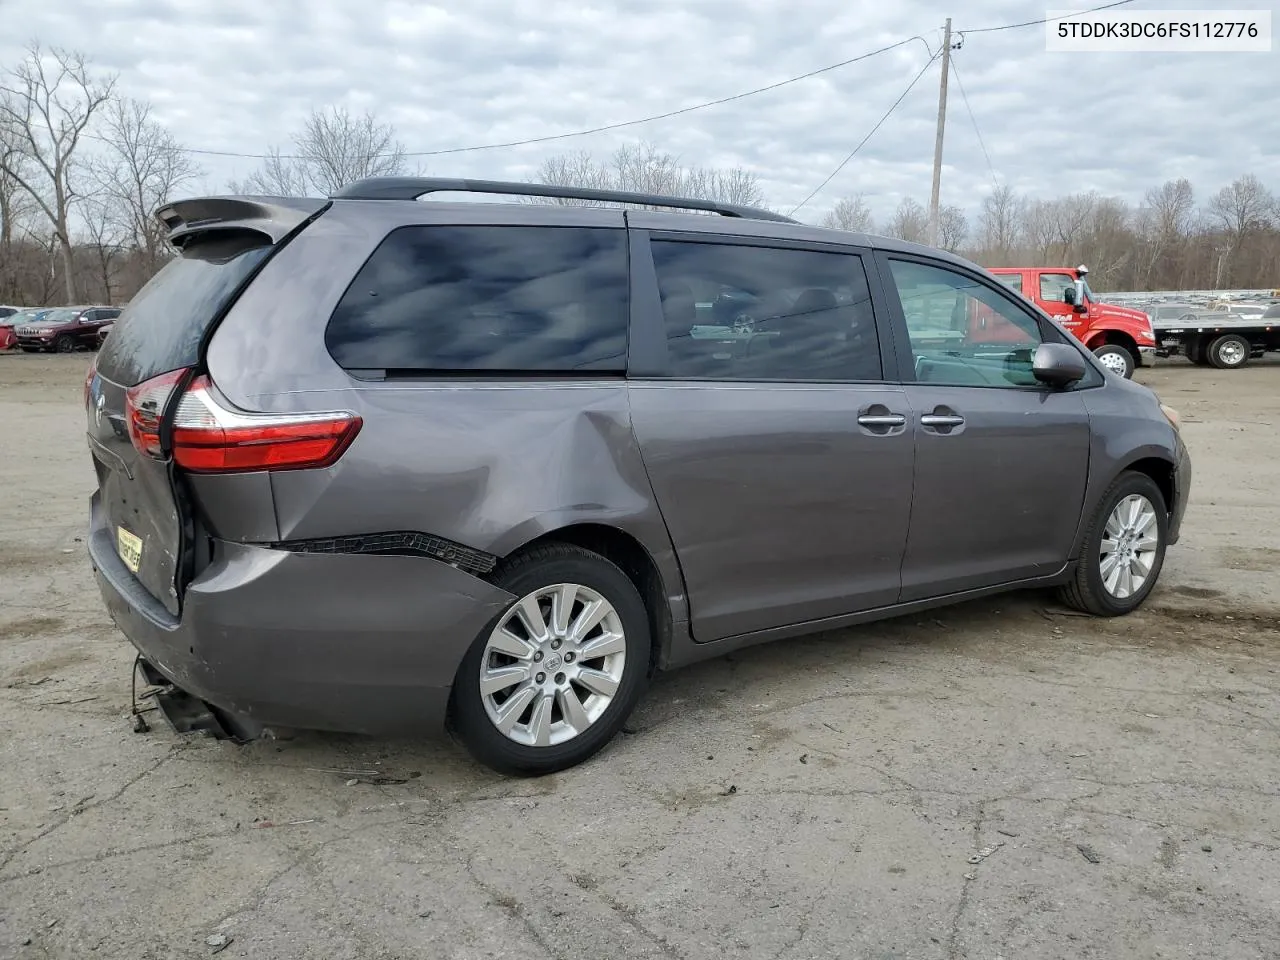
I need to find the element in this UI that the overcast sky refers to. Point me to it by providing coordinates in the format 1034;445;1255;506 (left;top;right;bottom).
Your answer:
3;0;1278;225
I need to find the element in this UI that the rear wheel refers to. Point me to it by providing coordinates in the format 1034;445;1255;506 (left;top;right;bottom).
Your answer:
1092;344;1135;379
54;334;75;353
1208;333;1249;369
1059;471;1168;617
451;543;651;775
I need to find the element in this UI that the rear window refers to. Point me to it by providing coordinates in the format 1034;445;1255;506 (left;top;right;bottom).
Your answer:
324;226;629;375
95;231;272;386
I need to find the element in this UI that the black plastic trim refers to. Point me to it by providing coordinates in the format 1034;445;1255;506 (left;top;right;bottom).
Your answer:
331;176;797;224
270;531;498;576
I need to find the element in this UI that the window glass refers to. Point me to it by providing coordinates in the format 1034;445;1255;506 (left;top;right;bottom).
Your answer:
993;272;1023;293
650;240;880;381
96;231;271;386
1038;272;1076;304
887;259;1044;387
326;226;628;374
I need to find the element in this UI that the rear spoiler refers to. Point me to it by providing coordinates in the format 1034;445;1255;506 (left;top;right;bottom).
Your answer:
155;196;330;248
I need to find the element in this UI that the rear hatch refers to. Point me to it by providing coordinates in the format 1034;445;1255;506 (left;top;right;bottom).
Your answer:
87;197;327;616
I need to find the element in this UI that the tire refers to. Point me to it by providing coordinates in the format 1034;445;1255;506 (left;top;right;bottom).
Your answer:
1092;344;1134;379
1208;333;1249;370
451;543;652;775
54;334;75;353
1059;471;1168;617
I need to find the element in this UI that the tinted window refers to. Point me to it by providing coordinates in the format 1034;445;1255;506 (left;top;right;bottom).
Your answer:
993;272;1023;293
96;231;272;386
1038;272;1076;304
650;240;880;381
887;259;1044;388
325;226;628;374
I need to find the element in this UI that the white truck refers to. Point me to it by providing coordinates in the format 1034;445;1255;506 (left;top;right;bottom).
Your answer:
1150;301;1280;369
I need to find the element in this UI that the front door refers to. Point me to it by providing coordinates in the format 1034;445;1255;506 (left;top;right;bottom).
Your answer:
1036;270;1090;343
629;235;914;642
877;254;1092;601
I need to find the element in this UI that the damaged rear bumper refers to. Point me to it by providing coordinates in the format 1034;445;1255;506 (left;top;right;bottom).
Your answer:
89;495;515;739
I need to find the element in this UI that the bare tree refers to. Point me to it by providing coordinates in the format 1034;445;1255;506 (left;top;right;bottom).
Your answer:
529;141;767;210
79;193;124;302
977;183;1020;261
937;204;968;252
0;44;116;303
888;197;928;243
821;195;875;233
232;106;408;196
0;110;36;302
94;97;200;276
1207;173;1275;286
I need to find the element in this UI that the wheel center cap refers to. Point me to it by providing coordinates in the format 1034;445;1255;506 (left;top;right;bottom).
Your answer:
544;652;563;672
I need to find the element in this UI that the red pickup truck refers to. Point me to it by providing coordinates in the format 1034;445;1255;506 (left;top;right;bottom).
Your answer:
987;266;1155;379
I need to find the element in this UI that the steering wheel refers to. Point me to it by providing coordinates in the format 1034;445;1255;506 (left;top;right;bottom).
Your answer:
731;313;756;335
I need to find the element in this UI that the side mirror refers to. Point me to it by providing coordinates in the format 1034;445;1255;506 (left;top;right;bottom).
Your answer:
1033;343;1087;388
1062;286;1076;305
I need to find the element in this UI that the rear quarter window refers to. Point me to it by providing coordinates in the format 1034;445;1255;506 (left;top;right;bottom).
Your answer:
95;231;272;386
324;225;629;375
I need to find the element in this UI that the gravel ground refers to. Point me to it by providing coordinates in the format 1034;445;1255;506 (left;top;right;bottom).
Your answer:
1;353;1278;960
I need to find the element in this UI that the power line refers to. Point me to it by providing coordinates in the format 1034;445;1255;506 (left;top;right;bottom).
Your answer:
89;2;1133;165
948;54;999;190
787;51;940;217
960;0;1136;34
132;36;932;161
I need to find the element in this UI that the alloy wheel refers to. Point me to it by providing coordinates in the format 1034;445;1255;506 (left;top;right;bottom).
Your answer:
1099;494;1159;599
480;583;627;747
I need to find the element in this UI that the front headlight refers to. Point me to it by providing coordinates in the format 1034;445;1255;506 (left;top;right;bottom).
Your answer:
1160;403;1180;431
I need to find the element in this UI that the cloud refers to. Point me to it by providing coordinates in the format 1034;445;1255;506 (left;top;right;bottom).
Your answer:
3;0;1277;226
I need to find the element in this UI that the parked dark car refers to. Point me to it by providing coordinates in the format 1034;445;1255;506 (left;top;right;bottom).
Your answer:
16;305;121;352
86;179;1191;775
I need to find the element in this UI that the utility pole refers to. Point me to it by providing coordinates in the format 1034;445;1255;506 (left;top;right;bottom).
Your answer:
928;17;953;247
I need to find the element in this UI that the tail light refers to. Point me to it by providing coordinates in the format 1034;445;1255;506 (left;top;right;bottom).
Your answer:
125;369;361;473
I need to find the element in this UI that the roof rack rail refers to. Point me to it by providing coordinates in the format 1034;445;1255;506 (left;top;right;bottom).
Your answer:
331;177;798;224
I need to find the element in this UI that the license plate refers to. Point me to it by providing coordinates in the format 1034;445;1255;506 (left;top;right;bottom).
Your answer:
116;527;143;574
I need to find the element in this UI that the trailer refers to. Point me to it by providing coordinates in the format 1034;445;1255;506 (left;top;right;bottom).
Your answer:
1150;302;1280;369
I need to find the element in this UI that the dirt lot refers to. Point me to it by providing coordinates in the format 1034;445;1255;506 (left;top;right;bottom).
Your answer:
1;353;1278;960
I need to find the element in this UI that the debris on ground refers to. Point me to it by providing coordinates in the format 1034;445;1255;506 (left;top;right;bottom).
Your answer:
721;784;737;796
1077;844;1102;864
967;841;1005;865
205;933;232;951
996;829;1019;838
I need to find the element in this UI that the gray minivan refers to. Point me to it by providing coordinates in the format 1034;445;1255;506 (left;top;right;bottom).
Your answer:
87;178;1191;774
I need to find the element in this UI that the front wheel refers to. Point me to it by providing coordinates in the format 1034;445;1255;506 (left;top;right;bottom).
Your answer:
1208;334;1249;370
1059;471;1168;616
54;334;75;353
451;543;651;775
1092;344;1135;378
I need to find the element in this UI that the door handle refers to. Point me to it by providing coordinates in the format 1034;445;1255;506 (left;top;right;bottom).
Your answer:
921;414;965;428
857;414;907;427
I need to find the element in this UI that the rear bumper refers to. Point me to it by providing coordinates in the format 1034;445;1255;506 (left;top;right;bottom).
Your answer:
88;493;515;737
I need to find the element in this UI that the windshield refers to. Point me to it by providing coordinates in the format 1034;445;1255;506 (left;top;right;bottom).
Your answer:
33;308;79;323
